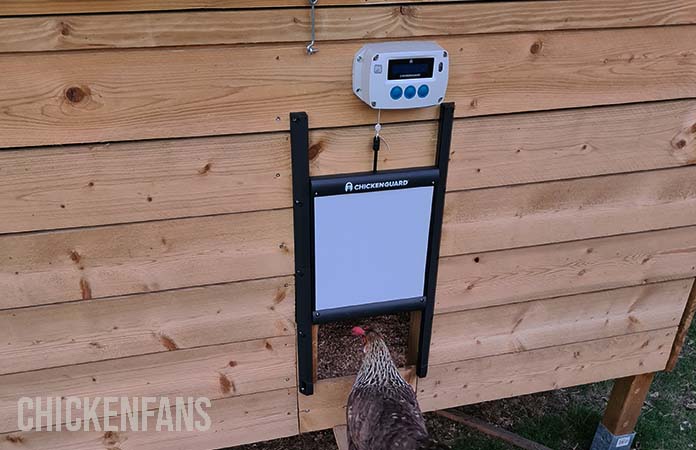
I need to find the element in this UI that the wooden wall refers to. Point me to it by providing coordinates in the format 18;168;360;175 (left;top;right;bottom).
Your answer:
2;1;696;448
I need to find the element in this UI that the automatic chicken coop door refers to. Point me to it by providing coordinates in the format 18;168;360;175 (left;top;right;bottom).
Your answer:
291;103;454;395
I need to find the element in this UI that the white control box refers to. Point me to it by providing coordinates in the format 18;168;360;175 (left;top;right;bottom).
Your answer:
352;41;449;109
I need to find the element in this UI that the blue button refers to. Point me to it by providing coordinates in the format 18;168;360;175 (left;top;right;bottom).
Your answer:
418;85;429;98
404;85;416;99
390;86;403;100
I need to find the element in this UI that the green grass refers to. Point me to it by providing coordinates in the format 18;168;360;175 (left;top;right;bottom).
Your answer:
444;324;696;450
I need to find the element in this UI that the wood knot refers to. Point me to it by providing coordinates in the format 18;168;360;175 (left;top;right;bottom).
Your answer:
59;21;71;36
274;287;287;303
674;139;687;149
65;86;88;103
198;163;212;175
80;278;92;300
308;142;324;161
158;333;179;351
219;373;234;394
530;41;543;55
102;430;122;446
6;435;24;443
70;250;81;263
399;5;415;17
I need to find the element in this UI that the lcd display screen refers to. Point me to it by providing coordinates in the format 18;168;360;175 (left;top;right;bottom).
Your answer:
313;186;434;312
387;58;435;80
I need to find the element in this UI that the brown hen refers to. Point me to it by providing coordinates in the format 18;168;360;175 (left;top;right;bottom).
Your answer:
346;326;449;450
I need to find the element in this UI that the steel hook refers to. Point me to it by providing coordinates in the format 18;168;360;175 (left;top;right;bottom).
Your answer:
306;0;318;55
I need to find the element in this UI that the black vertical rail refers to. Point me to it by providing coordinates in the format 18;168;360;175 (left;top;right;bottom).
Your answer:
417;102;455;377
290;112;314;396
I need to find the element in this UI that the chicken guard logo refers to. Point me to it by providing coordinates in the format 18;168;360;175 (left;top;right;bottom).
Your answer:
344;179;408;193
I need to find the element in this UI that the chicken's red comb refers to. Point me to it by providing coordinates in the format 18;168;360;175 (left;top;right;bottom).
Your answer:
351;326;366;336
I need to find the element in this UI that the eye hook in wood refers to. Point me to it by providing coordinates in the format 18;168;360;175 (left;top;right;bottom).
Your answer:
306;0;319;55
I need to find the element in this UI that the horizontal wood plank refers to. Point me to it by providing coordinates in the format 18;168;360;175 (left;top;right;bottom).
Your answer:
418;328;676;412
0;336;295;432
442;165;696;256
3;26;696;147
3;0;696;52
0;0;471;15
0;388;298;450
430;280;692;365
3;100;695;234
448;99;696;191
0;209;293;310
298;368;417;433
437;225;696;314
0;276;294;374
0;133;292;233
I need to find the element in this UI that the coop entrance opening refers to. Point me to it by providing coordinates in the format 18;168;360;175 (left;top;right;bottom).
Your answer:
317;312;411;380
291;103;454;395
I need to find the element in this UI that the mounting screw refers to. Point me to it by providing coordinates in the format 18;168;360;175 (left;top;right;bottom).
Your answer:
443;51;448;58
373;54;379;61
296;269;304;277
420;297;426;303
357;55;363;62
299;331;306;337
295;199;303;207
314;312;321;318
438;97;443;103
371;101;377;107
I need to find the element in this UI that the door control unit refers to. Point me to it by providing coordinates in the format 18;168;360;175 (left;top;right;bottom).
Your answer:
352;41;449;109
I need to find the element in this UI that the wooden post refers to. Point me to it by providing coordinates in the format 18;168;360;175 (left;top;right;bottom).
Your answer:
406;310;422;366
603;373;655;435
333;425;349;450
591;373;655;450
312;324;319;383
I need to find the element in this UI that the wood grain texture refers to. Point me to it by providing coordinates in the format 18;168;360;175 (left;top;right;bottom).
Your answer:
430;280;692;366
0;209;293;310
3;0;696;52
667;279;696;370
333;425;350;450
0;388;298;450
0;336;295;433
0;133;292;233
3;100;695;234
448;100;696;191
0;276;294;374
437;225;696;314
602;373;657;435
3;25;696;147
418;328;676;412
442;165;696;256
298;368;417;433
0;0;473;15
